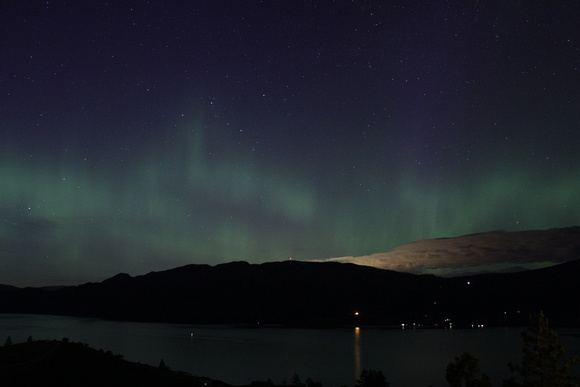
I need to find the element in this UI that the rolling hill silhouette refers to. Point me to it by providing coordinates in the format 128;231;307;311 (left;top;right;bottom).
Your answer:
2;259;580;327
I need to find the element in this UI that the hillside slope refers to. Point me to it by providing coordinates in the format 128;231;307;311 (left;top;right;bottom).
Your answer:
0;339;227;387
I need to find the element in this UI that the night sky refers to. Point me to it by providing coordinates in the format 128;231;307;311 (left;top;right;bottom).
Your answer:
1;1;579;287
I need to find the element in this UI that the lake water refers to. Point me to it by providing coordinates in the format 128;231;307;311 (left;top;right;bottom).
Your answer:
1;314;579;386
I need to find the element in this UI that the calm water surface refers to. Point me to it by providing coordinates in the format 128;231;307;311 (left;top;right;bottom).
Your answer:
1;314;579;387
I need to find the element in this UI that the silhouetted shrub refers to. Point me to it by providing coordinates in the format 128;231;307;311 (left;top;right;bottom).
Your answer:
355;369;389;387
446;351;491;387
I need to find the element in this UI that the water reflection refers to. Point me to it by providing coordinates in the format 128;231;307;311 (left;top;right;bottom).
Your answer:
3;314;579;386
353;327;361;380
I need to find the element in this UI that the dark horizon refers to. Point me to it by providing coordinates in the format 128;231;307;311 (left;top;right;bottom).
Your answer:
1;226;578;289
3;258;580;329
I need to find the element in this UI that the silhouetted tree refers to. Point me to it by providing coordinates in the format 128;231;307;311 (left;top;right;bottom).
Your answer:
291;373;304;387
250;378;275;387
159;358;167;370
305;377;322;387
4;336;12;346
446;351;491;387
355;369;389;387
504;311;579;387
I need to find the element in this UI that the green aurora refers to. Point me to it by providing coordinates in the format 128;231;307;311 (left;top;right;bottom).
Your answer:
1;1;579;286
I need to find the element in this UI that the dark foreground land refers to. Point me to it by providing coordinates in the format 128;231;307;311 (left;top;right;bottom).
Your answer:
0;339;231;387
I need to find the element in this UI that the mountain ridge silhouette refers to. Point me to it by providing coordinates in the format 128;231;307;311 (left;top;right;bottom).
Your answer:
1;258;580;327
